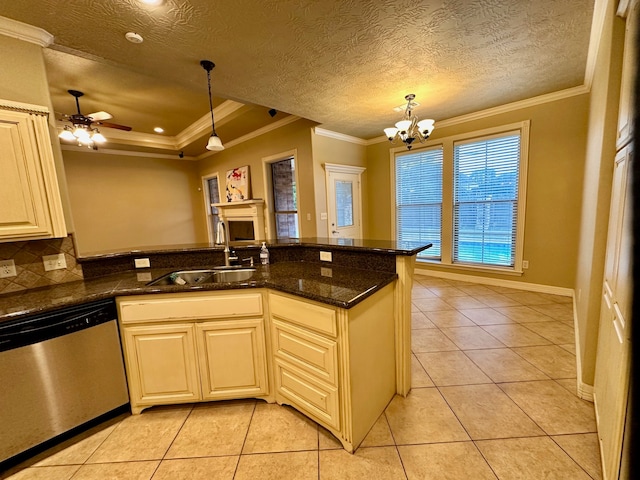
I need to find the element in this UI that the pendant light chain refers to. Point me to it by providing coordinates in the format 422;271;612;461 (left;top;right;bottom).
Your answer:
206;68;216;136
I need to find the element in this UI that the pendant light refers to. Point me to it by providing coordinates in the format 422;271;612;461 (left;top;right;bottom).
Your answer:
200;60;224;151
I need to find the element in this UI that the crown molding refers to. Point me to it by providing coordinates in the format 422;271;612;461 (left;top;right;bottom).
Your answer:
174;100;245;149
60;144;197;160
313;127;368;145
198;115;301;160
0;98;49;114
0;16;53;47
366;84;590;145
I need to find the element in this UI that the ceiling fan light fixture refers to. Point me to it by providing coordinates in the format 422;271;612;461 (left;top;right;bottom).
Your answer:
384;94;436;150
92;130;107;143
73;126;90;139
200;59;224;152
59;127;75;142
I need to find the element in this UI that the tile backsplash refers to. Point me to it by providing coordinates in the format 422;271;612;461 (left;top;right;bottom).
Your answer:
0;235;83;294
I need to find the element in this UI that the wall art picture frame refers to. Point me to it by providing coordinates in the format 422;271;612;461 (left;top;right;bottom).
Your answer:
225;165;251;202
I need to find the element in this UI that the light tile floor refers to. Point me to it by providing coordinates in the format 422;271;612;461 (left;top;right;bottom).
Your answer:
2;276;602;480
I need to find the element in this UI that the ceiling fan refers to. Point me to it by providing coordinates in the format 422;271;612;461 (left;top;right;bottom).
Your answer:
58;89;131;149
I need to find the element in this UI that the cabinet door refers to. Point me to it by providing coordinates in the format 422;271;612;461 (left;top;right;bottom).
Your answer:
196;319;268;400
0;106;66;241
123;324;200;410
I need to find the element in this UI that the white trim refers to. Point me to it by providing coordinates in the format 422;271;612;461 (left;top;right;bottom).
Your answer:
198;116;301;160
572;293;595;401
175;100;245;149
617;0;632;18
0;16;53;47
413;267;574;297
59;144;196;160
201;172;221;243
314;127;368;145
322;163;366;175
261;149;299;239
585;0;610;90
323;163;365;239
367;85;589;145
0;98;49;115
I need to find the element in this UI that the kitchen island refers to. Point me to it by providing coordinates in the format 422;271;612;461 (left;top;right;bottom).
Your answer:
0;238;431;452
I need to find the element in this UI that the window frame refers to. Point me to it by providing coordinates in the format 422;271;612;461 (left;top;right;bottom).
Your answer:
201;172;221;244
261;149;300;240
391;121;530;275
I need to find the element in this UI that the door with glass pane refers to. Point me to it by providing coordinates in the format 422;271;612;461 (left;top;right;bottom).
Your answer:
325;165;364;239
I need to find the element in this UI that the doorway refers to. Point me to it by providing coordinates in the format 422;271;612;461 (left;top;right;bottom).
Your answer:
324;163;365;240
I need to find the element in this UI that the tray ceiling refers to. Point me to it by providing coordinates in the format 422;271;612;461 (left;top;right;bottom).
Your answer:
0;0;595;155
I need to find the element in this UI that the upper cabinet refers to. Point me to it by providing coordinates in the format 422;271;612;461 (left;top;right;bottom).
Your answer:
0;100;66;241
616;0;638;149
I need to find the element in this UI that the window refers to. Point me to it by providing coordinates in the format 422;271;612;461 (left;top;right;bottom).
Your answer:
395;146;443;259
271;158;299;239
204;175;220;242
394;122;529;272
453;133;520;267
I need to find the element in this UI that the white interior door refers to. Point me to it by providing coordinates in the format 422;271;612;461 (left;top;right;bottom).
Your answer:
325;164;365;239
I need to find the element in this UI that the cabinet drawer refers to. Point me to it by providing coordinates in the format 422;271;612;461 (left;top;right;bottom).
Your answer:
272;319;338;386
275;359;340;431
269;292;337;337
118;292;263;324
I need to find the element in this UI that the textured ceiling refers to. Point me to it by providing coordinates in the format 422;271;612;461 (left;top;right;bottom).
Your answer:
0;0;595;154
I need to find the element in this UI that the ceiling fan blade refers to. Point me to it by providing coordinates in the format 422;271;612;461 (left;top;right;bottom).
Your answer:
96;121;132;131
87;111;112;121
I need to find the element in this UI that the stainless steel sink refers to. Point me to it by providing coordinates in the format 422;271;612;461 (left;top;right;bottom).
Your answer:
147;268;256;286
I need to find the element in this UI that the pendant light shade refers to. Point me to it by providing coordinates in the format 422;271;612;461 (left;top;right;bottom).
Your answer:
200;59;225;152
206;134;224;151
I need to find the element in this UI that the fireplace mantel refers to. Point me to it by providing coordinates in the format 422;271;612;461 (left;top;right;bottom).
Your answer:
212;200;265;243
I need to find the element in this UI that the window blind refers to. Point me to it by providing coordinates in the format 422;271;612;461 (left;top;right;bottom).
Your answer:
453;133;520;267
396;147;443;258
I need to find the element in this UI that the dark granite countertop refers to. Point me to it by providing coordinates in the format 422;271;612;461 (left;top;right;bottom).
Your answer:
0;261;397;322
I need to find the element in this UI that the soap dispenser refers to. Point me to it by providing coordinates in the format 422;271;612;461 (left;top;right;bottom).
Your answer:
260;242;270;265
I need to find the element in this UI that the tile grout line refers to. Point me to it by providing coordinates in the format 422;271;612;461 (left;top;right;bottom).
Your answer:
232;400;257;479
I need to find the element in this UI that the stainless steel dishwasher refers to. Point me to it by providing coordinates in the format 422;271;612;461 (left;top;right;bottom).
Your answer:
0;298;129;467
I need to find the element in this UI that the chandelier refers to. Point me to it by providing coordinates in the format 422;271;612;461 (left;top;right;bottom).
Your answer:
384;94;435;150
200;60;225;151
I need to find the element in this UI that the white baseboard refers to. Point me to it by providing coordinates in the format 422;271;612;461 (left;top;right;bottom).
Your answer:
572;295;595;402
413;267;574;297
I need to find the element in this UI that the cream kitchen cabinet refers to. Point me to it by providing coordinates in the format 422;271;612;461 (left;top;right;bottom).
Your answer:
269;283;396;453
117;291;269;414
0;100;66;241
122;323;201;411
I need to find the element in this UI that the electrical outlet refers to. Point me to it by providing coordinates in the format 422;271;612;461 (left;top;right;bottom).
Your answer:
522;260;529;269
134;258;151;268
320;251;332;262
43;254;67;271
0;259;17;278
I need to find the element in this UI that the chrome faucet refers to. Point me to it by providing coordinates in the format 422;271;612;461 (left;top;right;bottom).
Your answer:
216;220;237;266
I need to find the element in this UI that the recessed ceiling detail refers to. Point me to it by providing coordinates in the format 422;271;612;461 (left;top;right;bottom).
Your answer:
0;0;595;154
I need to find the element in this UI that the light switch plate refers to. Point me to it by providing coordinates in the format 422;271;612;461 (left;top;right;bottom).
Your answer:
320;212;328;220
43;254;67;271
0;259;17;278
134;258;151;268
320;251;332;262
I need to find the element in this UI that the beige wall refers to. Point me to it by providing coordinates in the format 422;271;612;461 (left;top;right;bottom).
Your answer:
574;0;625;386
311;132;368;237
0;34;74;230
366;94;590;289
63;150;207;254
198;119;318;239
